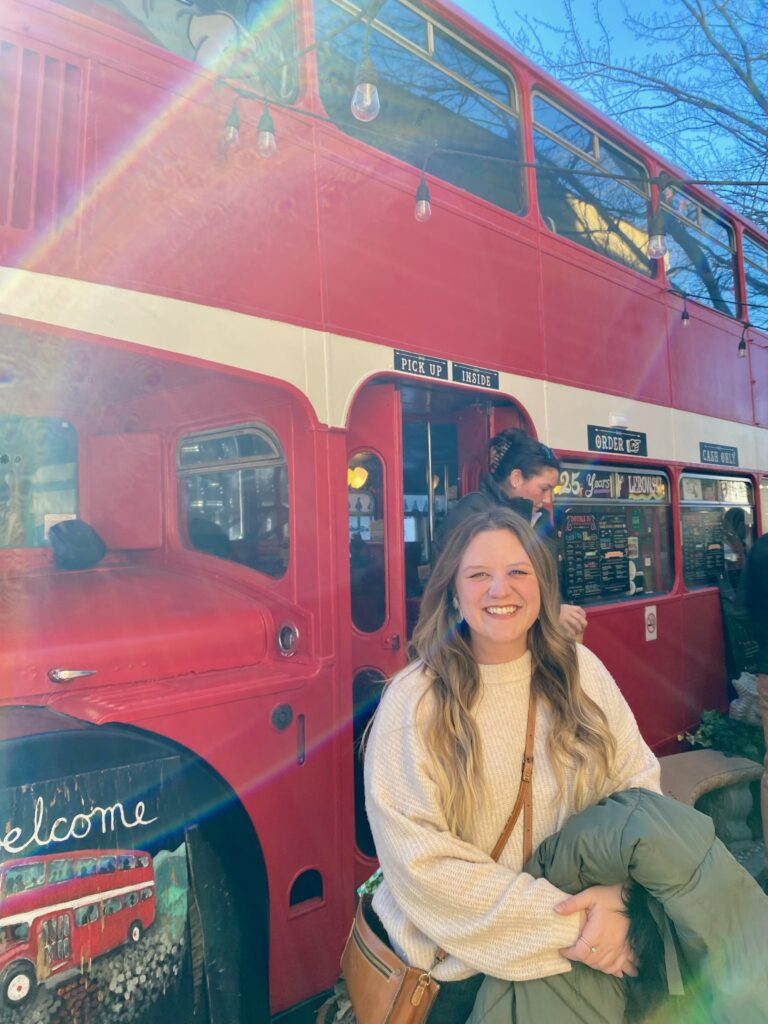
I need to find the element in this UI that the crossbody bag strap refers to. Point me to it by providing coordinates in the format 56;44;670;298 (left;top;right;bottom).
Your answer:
489;690;537;863
431;690;537;970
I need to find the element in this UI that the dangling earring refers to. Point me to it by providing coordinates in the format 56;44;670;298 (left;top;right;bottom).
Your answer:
451;595;464;626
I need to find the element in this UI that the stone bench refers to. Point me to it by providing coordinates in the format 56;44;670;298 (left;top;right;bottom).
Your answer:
659;749;763;847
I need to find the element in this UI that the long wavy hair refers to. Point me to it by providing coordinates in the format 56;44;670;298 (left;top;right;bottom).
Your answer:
411;507;616;838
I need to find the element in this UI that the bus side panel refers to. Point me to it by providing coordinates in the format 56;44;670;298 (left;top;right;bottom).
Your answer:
680;591;729;721
581;601;685;752
669;313;754;424
539;245;672;407
751;343;768;429
315;138;544;374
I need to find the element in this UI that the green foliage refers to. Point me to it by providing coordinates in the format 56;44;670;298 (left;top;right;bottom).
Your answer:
680;709;765;764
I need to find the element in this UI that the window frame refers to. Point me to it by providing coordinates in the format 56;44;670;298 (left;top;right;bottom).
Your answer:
553;463;673;607
661;185;738;317
177;422;290;579
531;90;653;275
314;0;525;213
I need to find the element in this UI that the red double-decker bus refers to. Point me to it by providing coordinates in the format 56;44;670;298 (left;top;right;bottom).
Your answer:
0;0;766;1020
0;850;155;1007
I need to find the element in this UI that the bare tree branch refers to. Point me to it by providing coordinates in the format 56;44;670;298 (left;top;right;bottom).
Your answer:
503;0;768;229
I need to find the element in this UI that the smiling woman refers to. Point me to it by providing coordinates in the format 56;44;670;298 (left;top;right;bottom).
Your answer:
454;528;541;663
360;506;662;1023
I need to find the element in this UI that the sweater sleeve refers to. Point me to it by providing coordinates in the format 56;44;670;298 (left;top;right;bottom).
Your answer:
577;646;661;794
364;668;581;981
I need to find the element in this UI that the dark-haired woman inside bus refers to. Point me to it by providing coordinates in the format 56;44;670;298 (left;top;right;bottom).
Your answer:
437;428;587;638
365;507;660;1023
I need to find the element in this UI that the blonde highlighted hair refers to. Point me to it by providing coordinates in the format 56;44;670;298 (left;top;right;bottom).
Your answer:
411;508;616;838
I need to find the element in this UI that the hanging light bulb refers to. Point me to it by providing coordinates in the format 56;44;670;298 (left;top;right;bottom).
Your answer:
221;102;240;155
351;56;380;122
351;26;380;123
737;325;748;358
681;295;690;327
414;174;431;223
647;207;667;260
256;103;276;158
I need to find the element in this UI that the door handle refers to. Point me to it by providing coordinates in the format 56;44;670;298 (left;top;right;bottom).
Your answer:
48;668;97;683
381;634;401;651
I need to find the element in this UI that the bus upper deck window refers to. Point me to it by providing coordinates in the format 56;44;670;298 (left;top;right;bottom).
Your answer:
532;93;652;275
178;424;290;578
662;187;737;317
53;0;299;99
314;0;524;214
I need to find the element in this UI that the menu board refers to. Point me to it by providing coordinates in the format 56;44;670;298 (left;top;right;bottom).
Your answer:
562;512;601;602
681;508;724;586
599;512;630;595
560;509;629;603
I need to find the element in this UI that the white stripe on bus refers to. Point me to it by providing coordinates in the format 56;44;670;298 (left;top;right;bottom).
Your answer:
0;880;155;928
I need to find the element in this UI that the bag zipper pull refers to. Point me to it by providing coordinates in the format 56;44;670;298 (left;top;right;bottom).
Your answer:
410;973;432;1006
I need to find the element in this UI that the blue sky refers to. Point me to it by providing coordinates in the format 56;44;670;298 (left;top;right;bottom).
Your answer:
452;0;658;59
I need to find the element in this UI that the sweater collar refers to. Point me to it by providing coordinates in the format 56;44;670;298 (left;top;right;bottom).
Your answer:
478;651;532;685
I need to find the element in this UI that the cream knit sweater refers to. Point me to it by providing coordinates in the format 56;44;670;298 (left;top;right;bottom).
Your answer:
365;645;661;982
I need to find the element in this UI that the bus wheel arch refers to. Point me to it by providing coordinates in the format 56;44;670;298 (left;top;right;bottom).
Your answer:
2;714;272;1024
1;960;37;1008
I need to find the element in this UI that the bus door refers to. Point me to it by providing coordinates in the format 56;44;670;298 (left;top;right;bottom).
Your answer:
38;911;72;978
346;383;406;881
346;381;527;880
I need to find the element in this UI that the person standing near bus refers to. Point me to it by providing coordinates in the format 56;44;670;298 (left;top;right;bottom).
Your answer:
437;428;587;639
364;508;660;1022
739;532;768;888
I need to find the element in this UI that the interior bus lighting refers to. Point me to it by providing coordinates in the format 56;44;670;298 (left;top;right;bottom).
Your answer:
257;104;277;158
647;208;667;260
738;325;748;358
414;174;432;223
681;295;690;327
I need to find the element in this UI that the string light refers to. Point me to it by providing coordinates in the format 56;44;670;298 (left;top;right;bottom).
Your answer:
414;173;432;223
681;295;690;327
256;103;277;158
216;4;768;268
647;208;668;260
350;29;380;123
220;102;240;156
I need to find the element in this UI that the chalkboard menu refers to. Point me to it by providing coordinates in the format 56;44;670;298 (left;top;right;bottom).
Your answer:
599;512;630;595
561;509;629;603
681;508;724;586
562;512;601;602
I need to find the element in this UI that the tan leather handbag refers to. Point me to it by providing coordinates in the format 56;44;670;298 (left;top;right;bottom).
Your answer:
340;693;537;1024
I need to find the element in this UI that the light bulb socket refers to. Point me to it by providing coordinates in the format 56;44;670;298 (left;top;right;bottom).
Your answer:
354;55;378;88
681;309;690;326
647;208;667;260
737;333;747;358
258;105;275;136
225;104;240;131
415;176;430;204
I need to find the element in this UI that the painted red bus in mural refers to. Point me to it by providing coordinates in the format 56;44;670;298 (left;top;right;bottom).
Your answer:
0;850;155;1007
0;0;766;1020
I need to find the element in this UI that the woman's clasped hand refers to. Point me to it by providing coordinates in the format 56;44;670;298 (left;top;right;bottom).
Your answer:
556;884;639;979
